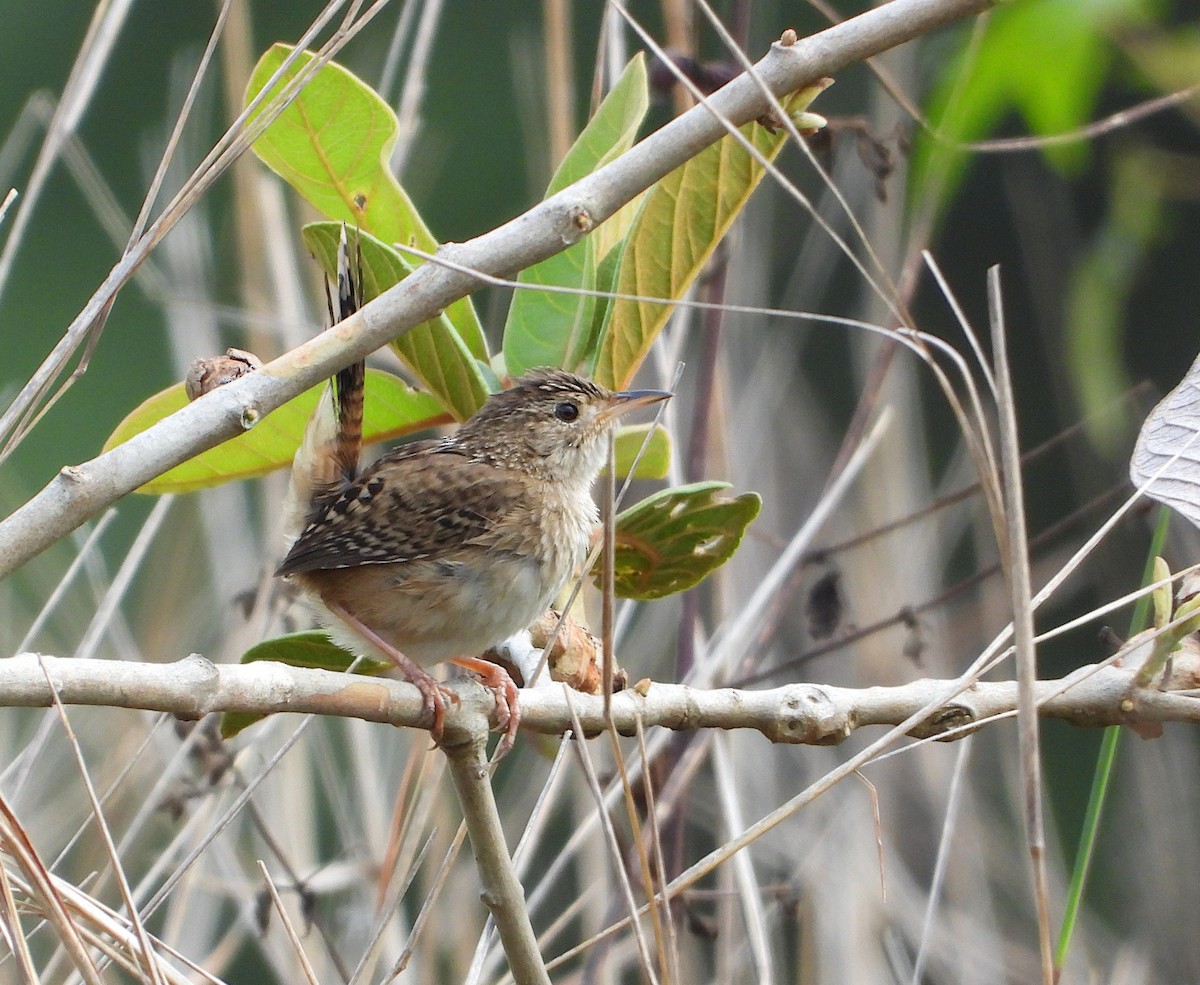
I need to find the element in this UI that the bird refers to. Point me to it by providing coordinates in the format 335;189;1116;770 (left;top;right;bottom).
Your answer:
276;367;671;755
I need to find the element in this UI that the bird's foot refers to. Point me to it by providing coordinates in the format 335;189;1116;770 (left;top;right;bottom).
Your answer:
452;656;521;759
408;671;461;746
323;601;459;745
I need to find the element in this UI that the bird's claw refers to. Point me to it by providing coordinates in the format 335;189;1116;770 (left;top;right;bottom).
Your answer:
453;657;521;759
412;677;460;746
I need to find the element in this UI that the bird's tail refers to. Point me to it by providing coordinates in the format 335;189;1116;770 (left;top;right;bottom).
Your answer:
281;225;365;543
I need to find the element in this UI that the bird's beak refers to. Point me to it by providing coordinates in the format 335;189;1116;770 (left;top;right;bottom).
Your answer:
599;387;672;421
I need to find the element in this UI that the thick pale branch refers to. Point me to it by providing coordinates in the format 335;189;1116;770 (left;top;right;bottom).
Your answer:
2;653;1196;742
0;0;993;578
442;731;551;985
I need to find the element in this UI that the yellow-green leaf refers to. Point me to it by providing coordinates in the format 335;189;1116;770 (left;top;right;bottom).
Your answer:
597;481;761;600
610;423;670;480
504;54;649;375
594;81;829;390
303;223;490;420
104;370;448;494
245;43;487;361
221;630;387;738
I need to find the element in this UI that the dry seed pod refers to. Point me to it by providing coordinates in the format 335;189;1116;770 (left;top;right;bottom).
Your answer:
185;348;263;400
527;609;628;695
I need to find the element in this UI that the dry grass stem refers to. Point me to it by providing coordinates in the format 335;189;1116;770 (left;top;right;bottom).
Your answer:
988;266;1054;982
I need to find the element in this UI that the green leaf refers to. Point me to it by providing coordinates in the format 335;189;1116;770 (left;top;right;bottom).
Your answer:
103;370;448;494
580;243;624;377
598;481;761;600
594;81;829;390
913;0;1155;208
504;237;599;376
1151;556;1172;631
1064;149;1164;455
221;630;386;738
504;54;649;375
245;43;487;362
610;423;671;480
303;223;491;420
240;629;389;673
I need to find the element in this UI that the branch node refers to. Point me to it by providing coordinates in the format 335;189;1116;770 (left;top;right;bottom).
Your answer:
907;704;977;741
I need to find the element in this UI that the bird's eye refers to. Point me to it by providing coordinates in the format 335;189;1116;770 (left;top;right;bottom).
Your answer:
554;401;580;422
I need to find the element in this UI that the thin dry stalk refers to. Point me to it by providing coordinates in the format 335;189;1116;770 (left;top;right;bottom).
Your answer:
910;739;973;984
543;0;576;165
0;0;137;297
140;713;317;919
75;495;173;662
0;793;103;985
17;509;116;652
988;267;1054;983
256;861;320;985
38;657;166;985
388;825;466;978
387;0;445;174
852;770;886;902
348;825;436;979
374;742;429;910
712;733;773;982
635;717;680;983
605;723;670;983
0;857;39;984
624;0;904;325
562;692;660;982
695;0;907;315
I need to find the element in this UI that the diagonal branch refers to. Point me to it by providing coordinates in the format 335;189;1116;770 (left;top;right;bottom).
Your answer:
0;0;993;579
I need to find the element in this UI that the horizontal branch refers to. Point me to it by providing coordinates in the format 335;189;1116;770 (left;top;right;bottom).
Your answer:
0;0;993;579
4;652;1197;745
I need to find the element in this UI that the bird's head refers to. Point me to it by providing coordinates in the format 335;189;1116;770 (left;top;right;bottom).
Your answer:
455;369;671;486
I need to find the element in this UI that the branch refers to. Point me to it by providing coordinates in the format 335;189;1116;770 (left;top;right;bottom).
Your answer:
3;651;1197;743
441;728;552;985
0;0;993;578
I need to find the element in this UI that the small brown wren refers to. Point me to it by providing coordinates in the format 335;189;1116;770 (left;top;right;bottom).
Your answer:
277;368;670;753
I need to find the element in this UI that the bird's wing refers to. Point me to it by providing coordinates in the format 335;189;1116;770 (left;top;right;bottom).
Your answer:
276;443;530;575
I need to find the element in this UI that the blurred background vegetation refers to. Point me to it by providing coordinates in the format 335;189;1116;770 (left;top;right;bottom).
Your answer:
2;0;1199;982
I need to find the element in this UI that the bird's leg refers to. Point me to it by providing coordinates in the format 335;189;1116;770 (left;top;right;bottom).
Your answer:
325;601;459;744
451;656;521;759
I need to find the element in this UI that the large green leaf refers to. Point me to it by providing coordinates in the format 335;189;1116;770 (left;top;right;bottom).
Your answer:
303;223;491;420
221;630;388;738
913;0;1155;208
598;481;761;600
103;370;448;494
245;43;487;362
503;54;649;375
594;82;829;390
